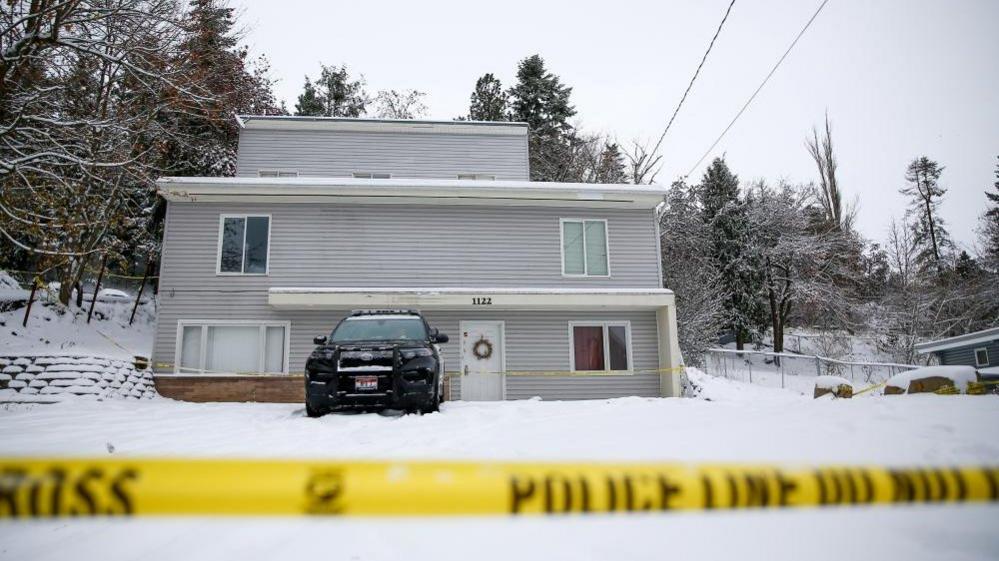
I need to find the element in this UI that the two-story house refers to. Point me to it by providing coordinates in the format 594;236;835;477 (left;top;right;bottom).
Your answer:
151;115;681;402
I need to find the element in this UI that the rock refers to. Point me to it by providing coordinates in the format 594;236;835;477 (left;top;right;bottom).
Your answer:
35;372;84;380
2;365;23;374
28;379;47;388
7;379;26;389
20;386;39;395
885;366;979;395
12;357;32;366
47;363;105;373
14;372;35;381
0;373;10;383
25;364;44;373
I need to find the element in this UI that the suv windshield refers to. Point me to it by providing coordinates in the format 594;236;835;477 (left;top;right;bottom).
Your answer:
330;316;428;342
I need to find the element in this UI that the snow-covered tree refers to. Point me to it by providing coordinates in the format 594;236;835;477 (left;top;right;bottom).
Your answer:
901;156;952;271
0;0;233;304
374;89;428;119
697;158;767;350
468;73;507;121
659;181;724;365
294;64;368;117
978;156;999;271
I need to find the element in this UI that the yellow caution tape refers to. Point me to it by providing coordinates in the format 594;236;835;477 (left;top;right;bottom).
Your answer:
0;458;996;518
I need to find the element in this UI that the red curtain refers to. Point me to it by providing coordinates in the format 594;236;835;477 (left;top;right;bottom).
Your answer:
573;326;605;370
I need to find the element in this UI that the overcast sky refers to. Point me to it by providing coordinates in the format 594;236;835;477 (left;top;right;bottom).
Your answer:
232;0;998;251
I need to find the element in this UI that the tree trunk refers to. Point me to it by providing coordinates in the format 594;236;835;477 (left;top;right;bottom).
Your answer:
87;254;107;324
735;330;745;351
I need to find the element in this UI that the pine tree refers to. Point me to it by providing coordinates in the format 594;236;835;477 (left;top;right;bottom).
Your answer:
507;55;577;181
468;73;507;121
980;156;999;269
697;158;766;350
294;64;368;117
593;143;627;183
900;156;951;271
295;77;324;116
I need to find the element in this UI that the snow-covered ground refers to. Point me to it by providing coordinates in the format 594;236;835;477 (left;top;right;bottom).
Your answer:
1;370;998;560
0;292;155;359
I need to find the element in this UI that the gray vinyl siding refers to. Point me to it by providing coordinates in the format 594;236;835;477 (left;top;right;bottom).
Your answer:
235;129;529;180
159;203;661;290
938;341;999;368
151;292;660;400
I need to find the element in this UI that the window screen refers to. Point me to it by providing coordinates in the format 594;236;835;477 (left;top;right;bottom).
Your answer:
561;219;608;276
218;215;269;274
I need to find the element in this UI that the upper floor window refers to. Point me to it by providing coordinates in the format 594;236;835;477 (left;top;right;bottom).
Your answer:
457;173;496;180
975;347;989;367
217;215;270;275
353;172;392;179
560;218;609;277
258;170;298;177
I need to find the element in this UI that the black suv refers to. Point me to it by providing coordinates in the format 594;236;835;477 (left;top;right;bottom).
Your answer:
304;309;448;416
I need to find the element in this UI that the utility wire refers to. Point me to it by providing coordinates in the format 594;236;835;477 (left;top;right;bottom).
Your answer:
648;0;737;160
686;0;831;178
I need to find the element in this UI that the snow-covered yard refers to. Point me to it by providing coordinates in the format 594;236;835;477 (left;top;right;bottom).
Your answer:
1;371;998;560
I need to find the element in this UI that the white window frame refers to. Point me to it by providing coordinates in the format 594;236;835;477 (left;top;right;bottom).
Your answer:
173;320;291;375
974;347;989;367
457;173;496;180
567;321;633;373
352;172;392;179
216;214;272;276
258;169;298;178
559;218;611;277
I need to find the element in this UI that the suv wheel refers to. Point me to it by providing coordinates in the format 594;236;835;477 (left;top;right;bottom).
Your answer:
305;400;324;418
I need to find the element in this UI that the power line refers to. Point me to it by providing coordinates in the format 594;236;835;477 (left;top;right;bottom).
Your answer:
686;0;831;178
649;0;737;160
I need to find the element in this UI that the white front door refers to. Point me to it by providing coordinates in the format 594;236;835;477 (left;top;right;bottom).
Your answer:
460;320;505;401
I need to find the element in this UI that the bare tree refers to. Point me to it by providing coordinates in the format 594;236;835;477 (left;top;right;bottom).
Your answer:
374;89;428;120
623;139;663;185
805;113;855;231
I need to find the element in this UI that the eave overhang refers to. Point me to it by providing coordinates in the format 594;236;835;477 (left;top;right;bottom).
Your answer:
156;177;669;209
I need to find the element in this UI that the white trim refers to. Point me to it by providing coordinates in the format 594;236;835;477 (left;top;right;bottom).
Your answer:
173;319;292;375
352;172;392;179
567;321;633;374
459;320;506;399
559;218;611;278
974;347;990;367
156;177;670;210
914;327;999;354
653;209;665;286
215;214;272;276
268;287;675;311
239;115;528;135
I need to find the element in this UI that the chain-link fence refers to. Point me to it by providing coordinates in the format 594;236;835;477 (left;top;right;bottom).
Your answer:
703;348;918;394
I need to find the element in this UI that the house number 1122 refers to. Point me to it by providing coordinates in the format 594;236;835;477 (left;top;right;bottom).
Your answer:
472;297;493;305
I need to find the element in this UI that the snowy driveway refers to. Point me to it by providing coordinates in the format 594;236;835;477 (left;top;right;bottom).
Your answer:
1;373;998;560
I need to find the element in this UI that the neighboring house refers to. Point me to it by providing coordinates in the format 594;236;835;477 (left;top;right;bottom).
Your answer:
915;327;999;379
151;116;681;402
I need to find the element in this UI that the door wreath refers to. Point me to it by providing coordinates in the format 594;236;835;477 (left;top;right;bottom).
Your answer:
472;335;494;360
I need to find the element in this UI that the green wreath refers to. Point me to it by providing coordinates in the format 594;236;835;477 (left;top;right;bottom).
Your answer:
472;336;494;360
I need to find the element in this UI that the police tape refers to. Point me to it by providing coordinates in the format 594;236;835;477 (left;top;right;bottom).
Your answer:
448;367;687;378
0;458;996;518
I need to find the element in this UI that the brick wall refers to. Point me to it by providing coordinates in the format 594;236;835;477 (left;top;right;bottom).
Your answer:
154;375;303;403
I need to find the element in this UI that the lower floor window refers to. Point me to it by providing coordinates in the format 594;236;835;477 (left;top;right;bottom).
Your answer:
178;322;288;374
570;322;631;371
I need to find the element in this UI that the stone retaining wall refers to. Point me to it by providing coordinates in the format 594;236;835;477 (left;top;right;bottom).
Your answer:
0;355;157;401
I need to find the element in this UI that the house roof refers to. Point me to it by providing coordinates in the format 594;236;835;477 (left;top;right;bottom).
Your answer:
914;326;999;354
156;176;670;210
236;115;528;136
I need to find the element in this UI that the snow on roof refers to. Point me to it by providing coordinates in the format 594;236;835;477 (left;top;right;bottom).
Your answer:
236;115;528;136
885;365;978;393
914;327;999;354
